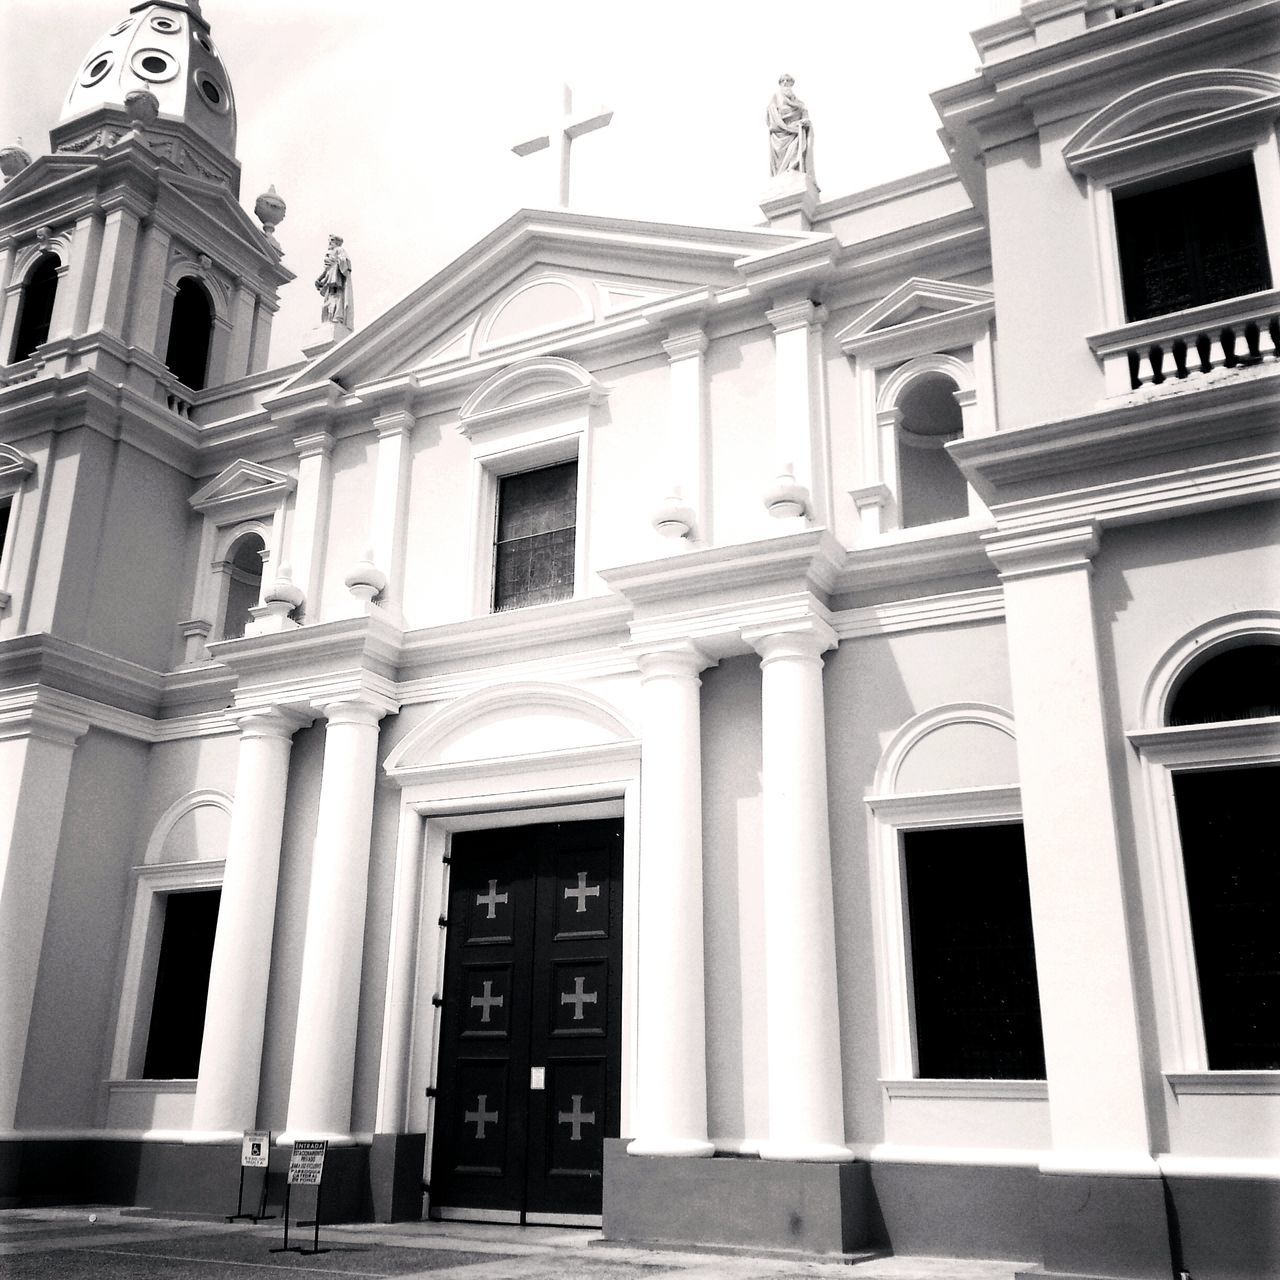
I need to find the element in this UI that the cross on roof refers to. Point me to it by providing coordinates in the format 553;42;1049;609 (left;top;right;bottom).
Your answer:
512;85;613;209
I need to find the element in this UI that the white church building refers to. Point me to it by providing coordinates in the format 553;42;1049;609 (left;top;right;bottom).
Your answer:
1;1;1277;1277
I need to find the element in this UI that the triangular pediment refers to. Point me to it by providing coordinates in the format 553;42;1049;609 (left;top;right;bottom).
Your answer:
276;208;820;395
189;459;294;517
837;277;995;346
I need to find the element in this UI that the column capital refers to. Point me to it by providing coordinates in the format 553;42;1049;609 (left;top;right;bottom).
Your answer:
372;408;416;439
766;298;827;334
293;430;336;459
743;615;837;662
231;705;314;741
983;522;1100;582
0;695;91;747
631;640;716;681
661;328;708;362
317;696;394;727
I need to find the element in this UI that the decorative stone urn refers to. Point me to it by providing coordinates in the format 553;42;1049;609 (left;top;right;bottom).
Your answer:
763;466;809;519
124;89;159;132
247;565;304;634
0;143;32;182
652;491;696;540
254;185;287;240
344;550;387;608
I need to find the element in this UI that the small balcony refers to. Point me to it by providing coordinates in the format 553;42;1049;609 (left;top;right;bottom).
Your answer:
1087;288;1280;397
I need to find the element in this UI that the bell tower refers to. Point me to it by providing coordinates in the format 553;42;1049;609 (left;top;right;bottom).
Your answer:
0;0;292;395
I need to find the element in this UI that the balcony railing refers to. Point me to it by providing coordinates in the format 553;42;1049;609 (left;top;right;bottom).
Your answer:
1087;289;1280;397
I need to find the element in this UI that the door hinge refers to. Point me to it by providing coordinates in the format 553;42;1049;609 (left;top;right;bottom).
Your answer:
425;1085;437;1098
437;915;448;928
432;993;444;1007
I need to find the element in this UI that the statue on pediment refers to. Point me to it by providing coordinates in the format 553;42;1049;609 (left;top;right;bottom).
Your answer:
767;74;812;177
315;234;353;327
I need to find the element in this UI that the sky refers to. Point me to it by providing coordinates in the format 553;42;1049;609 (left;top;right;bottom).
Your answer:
0;0;1017;367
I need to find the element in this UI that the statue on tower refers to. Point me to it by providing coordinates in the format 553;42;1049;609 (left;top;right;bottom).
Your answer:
315;234;353;328
767;74;813;177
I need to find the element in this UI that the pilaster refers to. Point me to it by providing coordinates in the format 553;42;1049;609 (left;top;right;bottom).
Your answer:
190;706;312;1139
627;641;716;1157
223;281;258;384
87;194;147;338
743;614;850;1162
368;409;414;611
654;328;709;544
290;431;335;623
127;221;171;355
984;522;1154;1162
0;696;90;1127
49;214;104;343
766;297;828;524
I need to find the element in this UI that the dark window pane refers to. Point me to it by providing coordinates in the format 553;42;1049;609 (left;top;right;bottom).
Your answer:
493;462;576;611
1116;163;1271;322
1173;766;1280;1070
0;500;10;560
904;824;1046;1080
1168;644;1280;726
12;255;59;363
143;889;221;1079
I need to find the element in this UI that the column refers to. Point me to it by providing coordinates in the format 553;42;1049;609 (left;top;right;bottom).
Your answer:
627;644;714;1156
744;618;850;1162
190;707;309;1137
223;283;258;384
766;297;828;522
87;197;144;338
653;328;708;542
0;242;15;339
0;698;89;1127
283;698;389;1142
289;431;334;622
985;525;1152;1158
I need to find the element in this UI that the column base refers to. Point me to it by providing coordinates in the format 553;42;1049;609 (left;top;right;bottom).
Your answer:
626;1136;714;1158
758;1139;854;1163
181;1130;243;1145
276;1130;359;1147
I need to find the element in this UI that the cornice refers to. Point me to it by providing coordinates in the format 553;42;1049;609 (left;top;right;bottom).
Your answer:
833;586;1005;640
950;370;1280;510
982;523;1100;580
0;632;165;719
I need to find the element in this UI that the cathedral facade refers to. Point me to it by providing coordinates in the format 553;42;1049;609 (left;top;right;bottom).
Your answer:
1;2;1277;1278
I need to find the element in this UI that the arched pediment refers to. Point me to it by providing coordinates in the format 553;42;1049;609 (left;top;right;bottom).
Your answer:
876;352;973;414
384;682;638;779
0;442;36;493
479;274;594;350
1065;70;1280;175
874;702;1018;795
458;357;608;436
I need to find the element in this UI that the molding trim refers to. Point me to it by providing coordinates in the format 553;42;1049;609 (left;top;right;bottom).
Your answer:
873;705;1017;797
882;1078;1048;1101
458;356;608;437
188;459;294;519
141;790;233;866
1166;1072;1280;1096
982;523;1099;580
833;587;1004;640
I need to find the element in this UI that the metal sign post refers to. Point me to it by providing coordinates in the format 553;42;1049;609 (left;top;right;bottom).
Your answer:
271;1140;327;1256
228;1131;272;1223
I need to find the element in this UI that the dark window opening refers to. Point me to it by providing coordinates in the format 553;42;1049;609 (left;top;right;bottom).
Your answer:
493;460;577;611
11;255;59;363
1168;643;1280;726
142;888;221;1079
896;374;968;529
220;533;264;639
1115;162;1272;322
1173;766;1279;1070
904;824;1046;1079
0;500;10;560
164;277;214;391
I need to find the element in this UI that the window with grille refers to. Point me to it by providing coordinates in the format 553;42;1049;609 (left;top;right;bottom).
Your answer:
903;823;1046;1079
492;460;577;611
1115;161;1272;323
11;254;59;363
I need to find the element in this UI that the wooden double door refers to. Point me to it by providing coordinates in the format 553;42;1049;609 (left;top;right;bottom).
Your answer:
429;819;623;1222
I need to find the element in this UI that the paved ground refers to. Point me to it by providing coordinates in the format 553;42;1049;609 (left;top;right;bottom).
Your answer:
0;1207;1023;1279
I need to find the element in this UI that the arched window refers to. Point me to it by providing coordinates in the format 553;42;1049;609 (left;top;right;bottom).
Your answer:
219;532;264;639
897;374;968;529
1160;641;1280;1071
11;254;59;363
164;277;214;391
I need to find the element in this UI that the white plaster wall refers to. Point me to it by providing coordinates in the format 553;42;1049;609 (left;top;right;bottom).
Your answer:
706;326;778;548
318;432;376;621
136;735;239;846
700;654;767;1148
824;618;1015;1147
1090;505;1280;1157
17;730;150;1127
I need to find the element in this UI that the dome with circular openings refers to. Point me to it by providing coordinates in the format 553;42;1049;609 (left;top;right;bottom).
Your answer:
59;1;236;160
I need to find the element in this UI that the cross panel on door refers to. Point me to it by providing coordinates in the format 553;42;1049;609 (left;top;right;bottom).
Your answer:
430;819;622;1220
